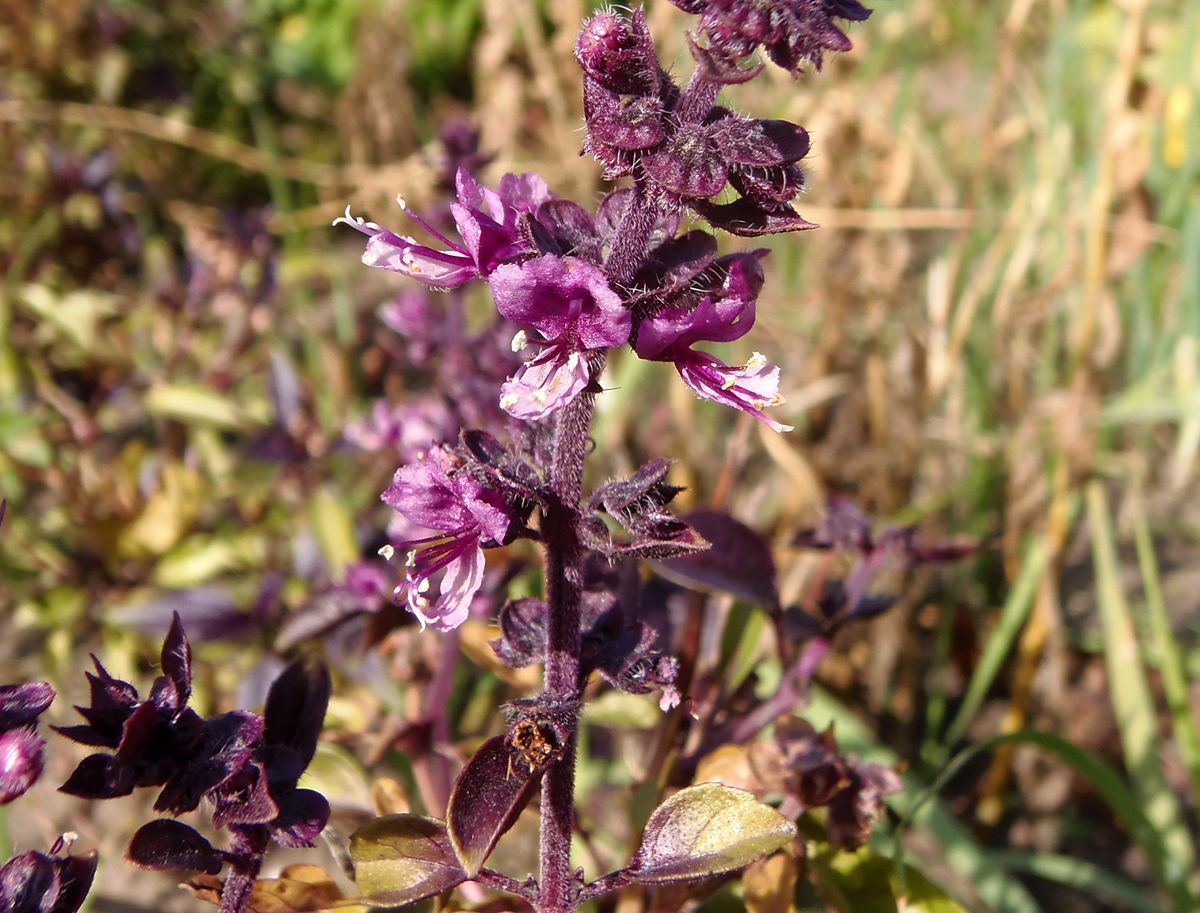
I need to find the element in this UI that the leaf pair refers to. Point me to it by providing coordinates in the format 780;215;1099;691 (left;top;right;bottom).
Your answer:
347;728;550;907
347;781;795;909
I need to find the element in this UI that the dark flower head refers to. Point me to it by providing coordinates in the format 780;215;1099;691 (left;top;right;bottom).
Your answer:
672;0;873;75
383;446;522;630
210;658;331;847
0;841;98;913
57;614;260;814
489;255;630;420
335;169;549;289
775;718;901;849
1;682;55;804
578;12;815;234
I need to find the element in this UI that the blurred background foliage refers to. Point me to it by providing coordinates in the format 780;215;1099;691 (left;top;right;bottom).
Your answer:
1;0;1198;911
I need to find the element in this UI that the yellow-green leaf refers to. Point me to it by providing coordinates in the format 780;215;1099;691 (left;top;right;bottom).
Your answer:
629;783;796;883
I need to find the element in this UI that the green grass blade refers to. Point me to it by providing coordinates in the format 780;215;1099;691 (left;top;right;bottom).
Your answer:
896;730;1165;895
1131;492;1200;805
941;536;1051;751
989;851;1170;913
1086;481;1198;902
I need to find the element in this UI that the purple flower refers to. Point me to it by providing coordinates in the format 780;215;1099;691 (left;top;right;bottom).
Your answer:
0;681;55;804
383;447;518;631
670;0;873;74
489;255;631;420
335;170;549;289
634;253;792;431
345;398;453;460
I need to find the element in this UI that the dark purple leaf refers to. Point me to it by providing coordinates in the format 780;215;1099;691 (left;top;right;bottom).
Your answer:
586;89;666;151
446;734;547;876
154;710;264;814
349;814;468;908
0;851;58;913
657;509;779;609
711;118;810;167
490;598;548;669
211;762;279;828
45;852;98;913
271;788;331;847
625;231;718;309
264;657;330;771
127;820;224;874
643;127;728;199
159;611;193;711
58;752;135;800
532;200;601;261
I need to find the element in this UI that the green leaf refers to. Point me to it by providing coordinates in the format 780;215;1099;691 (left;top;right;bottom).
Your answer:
348;814;467;908
629;783;796;883
309;486;358;580
145;383;258;430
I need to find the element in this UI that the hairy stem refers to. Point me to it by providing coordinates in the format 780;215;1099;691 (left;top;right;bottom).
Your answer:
218;829;269;913
538;382;594;913
539;180;659;912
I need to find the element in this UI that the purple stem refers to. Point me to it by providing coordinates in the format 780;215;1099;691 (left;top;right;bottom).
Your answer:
537;382;593;913
478;868;540;904
218;829;269;913
537;182;661;912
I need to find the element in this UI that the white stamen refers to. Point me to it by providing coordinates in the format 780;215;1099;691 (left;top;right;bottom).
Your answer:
500;392;519;411
746;351;767;371
378;544;396;561
511;330;529;352
396;194;408;210
405;549;418;568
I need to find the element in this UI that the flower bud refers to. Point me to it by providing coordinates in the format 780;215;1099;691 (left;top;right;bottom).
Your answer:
575;11;656;95
0;727;46;804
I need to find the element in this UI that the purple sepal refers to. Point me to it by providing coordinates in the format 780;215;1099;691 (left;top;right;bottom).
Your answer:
0;847;98;913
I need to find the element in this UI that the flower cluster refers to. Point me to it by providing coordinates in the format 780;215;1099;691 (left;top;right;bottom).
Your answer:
577;10;815;236
56;614;331;884
668;0;873;75
340;139;795;430
0;680;54;805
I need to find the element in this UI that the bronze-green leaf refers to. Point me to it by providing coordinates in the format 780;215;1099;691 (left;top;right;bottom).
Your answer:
628;783;796;883
348;814;467;908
